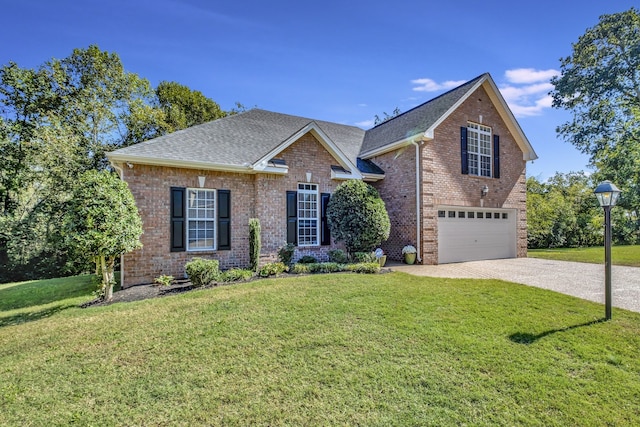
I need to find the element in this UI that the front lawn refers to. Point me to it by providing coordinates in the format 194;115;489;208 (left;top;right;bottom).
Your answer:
529;245;640;267
1;273;639;425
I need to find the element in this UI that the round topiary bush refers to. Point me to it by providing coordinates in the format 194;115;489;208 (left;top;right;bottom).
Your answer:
326;180;390;254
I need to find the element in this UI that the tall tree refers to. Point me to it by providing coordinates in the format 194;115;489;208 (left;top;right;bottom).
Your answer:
551;8;640;220
63;170;143;300
155;81;226;132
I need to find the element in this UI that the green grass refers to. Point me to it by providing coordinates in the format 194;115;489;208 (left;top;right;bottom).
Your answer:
1;273;640;426
0;275;97;327
529;245;640;267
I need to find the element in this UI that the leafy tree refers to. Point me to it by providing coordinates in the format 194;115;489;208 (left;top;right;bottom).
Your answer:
373;107;401;126
527;173;603;249
551;8;640;227
326;180;390;254
0;45;238;282
63;170;142;300
155;81;227;132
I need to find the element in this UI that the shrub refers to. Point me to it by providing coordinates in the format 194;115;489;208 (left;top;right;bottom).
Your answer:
326;180;390;254
278;243;295;265
328;249;349;264
259;262;287;277
297;255;318;264
249;218;261;272
290;263;310;274
343;262;380;274
154;275;174;286
352;252;376;263
185;258;220;287
311;262;341;273
219;268;254;283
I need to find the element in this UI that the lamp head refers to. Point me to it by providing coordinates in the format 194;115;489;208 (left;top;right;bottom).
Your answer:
594;180;621;207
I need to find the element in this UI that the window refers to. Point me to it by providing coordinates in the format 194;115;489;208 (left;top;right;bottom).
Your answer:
502;213;508;219
187;189;216;250
458;211;466;218
467;122;492;177
297;183;319;246
477;212;484;219
448;211;456;218
438;210;446;218
468;211;475;219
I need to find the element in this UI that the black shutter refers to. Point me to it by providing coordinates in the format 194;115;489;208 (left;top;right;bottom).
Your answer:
217;190;231;250
493;134;500;179
460;127;469;175
170;187;186;252
286;191;297;245
320;193;331;246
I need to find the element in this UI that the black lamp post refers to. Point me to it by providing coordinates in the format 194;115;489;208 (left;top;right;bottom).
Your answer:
594;180;621;320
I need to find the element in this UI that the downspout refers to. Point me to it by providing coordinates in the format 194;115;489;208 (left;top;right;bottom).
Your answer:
410;140;422;263
111;161;125;288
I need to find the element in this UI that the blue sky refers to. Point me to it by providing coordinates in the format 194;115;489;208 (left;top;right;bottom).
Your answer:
2;0;637;180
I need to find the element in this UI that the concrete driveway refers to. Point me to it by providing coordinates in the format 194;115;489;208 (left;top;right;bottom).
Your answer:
390;257;640;314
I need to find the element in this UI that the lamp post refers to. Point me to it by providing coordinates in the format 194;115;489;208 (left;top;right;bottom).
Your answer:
594;180;621;320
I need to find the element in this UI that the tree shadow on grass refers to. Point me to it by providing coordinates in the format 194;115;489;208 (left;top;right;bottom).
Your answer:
0;304;74;328
509;318;607;344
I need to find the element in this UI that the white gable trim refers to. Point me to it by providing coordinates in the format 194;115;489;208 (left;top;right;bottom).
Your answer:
251;122;364;179
360;74;538;162
422;75;537;161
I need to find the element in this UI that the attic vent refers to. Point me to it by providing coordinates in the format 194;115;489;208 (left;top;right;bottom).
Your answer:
330;165;350;174
268;158;287;167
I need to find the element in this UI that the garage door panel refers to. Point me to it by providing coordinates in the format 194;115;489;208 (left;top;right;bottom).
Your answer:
438;208;516;263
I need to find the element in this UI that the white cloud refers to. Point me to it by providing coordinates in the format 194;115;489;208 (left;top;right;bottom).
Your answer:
411;78;467;92
500;68;560;117
505;68;559;84
358;103;368;107
355;119;375;128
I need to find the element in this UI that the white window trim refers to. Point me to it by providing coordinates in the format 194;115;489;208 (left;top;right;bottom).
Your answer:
297;183;320;247
467;122;492;177
186;188;217;251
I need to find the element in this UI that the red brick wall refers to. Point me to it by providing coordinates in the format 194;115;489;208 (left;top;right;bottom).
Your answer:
370;146;418;262
120;131;346;287
370;84;528;265
421;84;527;263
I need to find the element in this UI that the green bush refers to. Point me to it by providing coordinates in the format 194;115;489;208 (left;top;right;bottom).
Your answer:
219;268;254;283
259;262;287;277
326;180;390;254
328;249;348;264
154;275;174;286
278;243;295;265
290;263;310;274
297;255;318;264
291;262;343;274
249;218;261;272
311;262;341;273
352;252;376;263
185;258;220;287
343;262;380;274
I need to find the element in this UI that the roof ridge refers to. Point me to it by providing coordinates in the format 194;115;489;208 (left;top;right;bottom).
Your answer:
369;73;488;130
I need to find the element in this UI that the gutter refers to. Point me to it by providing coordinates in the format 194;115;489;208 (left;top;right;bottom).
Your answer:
110;161;126;288
411;139;423;263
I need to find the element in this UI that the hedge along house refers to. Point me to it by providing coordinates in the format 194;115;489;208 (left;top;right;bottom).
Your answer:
108;73;537;287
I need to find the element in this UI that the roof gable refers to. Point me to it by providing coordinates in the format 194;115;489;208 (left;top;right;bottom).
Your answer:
107;109;367;175
360;73;537;161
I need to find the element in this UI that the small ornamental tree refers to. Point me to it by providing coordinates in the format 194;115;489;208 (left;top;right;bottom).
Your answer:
248;218;261;272
64;170;143;300
326;180;390;255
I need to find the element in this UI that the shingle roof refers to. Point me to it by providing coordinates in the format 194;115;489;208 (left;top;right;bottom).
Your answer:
361;74;486;154
109;109;366;168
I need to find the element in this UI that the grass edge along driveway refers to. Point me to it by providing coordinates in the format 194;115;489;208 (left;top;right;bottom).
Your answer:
529;244;640;267
1;273;639;426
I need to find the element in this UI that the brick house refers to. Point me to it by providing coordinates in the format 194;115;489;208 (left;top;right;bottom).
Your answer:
108;73;537;287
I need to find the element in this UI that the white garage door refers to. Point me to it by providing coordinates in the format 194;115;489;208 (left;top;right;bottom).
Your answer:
438;207;516;264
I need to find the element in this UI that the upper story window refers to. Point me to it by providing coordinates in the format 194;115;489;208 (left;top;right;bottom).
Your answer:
467;122;492;177
187;189;216;251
